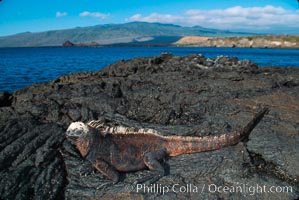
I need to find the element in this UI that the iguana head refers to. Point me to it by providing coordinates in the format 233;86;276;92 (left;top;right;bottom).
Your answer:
66;122;90;138
66;122;91;157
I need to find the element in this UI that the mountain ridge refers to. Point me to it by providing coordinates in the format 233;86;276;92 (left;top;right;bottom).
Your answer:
0;22;255;47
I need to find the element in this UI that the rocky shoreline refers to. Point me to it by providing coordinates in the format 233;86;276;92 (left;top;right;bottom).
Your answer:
0;54;298;199
175;35;299;48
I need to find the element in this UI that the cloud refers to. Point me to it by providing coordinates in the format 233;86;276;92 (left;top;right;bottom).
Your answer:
128;13;183;24
56;11;67;18
79;11;109;19
126;5;299;33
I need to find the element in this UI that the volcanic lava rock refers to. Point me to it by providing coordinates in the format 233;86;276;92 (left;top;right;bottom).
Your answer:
0;91;13;107
0;54;298;199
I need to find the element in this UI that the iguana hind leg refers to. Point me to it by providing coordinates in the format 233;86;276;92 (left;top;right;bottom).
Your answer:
135;150;166;184
93;159;120;183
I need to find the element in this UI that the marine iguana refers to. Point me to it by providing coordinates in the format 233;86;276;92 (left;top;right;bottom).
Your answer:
66;108;268;183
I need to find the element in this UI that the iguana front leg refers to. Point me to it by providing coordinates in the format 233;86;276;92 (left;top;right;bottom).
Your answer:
135;150;166;184
93;159;120;183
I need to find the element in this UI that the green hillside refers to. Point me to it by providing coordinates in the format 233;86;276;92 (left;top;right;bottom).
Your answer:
0;22;254;47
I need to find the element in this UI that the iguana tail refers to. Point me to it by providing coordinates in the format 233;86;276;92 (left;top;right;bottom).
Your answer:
164;107;269;157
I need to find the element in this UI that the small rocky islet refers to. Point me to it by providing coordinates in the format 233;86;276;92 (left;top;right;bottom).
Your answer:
0;53;298;199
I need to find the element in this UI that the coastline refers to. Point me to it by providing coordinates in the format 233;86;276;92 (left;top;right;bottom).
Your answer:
174;35;299;49
1;47;298;93
0;35;298;49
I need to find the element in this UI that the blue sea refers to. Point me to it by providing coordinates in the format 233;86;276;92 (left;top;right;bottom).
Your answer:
0;47;299;92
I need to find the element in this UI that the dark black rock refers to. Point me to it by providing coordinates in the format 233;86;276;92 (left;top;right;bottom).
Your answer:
0;91;12;107
0;54;298;199
0;118;66;200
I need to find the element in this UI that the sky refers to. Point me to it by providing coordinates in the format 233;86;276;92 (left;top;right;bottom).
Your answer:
0;0;299;36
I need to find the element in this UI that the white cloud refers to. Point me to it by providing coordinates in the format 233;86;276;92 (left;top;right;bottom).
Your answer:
126;5;299;33
127;13;183;24
56;11;67;17
79;11;109;19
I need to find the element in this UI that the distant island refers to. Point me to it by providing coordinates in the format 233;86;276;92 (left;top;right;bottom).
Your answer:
62;40;100;47
0;22;298;48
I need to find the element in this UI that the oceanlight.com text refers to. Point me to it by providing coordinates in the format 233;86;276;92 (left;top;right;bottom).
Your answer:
131;183;293;196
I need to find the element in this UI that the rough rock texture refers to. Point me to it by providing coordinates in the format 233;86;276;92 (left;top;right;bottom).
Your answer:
0;53;298;199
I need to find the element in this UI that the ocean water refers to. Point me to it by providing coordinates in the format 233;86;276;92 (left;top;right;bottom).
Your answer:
0;47;298;92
